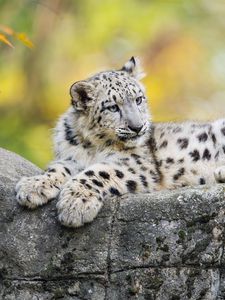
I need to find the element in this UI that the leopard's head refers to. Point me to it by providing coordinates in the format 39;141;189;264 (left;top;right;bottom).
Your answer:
70;57;151;143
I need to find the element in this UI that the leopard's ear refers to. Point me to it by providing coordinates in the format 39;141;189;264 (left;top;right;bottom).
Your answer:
120;57;145;80
70;81;95;111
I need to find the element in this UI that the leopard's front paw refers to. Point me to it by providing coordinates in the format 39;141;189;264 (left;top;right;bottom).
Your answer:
15;175;60;209
57;182;103;228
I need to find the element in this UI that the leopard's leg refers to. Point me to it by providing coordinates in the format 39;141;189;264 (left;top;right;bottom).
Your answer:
16;159;82;209
214;166;225;183
57;162;157;228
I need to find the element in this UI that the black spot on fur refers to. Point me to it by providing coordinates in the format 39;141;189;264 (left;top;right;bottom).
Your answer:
131;153;142;165
97;133;106;139
159;140;168;148
173;168;185;181
197;132;208;142
140;175;148;187
178;158;184;163
115;169;124;178
223;146;225;154
83;140;92;149
48;168;56;173
189;150;200;162
177;138;189;149
166;157;174;164
85;170;94;177
173;127;182;133
148;169;160;183
215;151;220;160
157;160;162;168
221;128;225;136
99;171;110;180
105;140;114;146
212;133;217;145
202;148;211;160
140;166;147;171
109;187;121;196
128;168;136;174
82;198;87;203
126;180;137;193
65;156;73;161
85;183;92;189
120;157;130;161
112;95;116;101
69;138;79;146
131;153;141;159
64;121;79;146
199;178;206;185
80;179;86;184
92;179;104;187
64;167;71;175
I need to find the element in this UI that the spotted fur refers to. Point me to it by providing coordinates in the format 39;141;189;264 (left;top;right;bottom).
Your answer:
16;57;225;228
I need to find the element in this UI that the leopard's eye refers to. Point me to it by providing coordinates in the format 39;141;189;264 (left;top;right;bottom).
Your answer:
108;105;119;112
136;96;143;105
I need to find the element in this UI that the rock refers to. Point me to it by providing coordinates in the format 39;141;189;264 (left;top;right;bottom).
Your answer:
0;147;225;299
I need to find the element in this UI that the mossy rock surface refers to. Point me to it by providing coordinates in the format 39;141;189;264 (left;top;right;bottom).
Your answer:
0;147;225;299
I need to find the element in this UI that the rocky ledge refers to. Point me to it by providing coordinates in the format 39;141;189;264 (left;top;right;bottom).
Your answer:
0;147;225;300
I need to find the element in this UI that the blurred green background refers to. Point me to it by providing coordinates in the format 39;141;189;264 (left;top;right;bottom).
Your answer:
1;0;225;168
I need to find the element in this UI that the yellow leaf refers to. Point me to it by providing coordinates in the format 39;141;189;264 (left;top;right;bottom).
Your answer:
15;32;34;49
0;25;34;49
0;24;14;35
0;33;14;48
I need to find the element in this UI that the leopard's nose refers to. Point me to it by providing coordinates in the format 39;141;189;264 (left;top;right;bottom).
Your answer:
128;125;143;133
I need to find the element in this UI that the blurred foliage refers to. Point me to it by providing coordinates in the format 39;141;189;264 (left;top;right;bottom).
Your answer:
0;24;34;48
1;0;225;168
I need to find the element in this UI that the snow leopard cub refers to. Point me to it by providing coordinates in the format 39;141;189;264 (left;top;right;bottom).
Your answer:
16;57;225;228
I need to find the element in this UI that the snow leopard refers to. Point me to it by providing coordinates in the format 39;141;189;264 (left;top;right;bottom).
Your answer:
15;57;225;228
